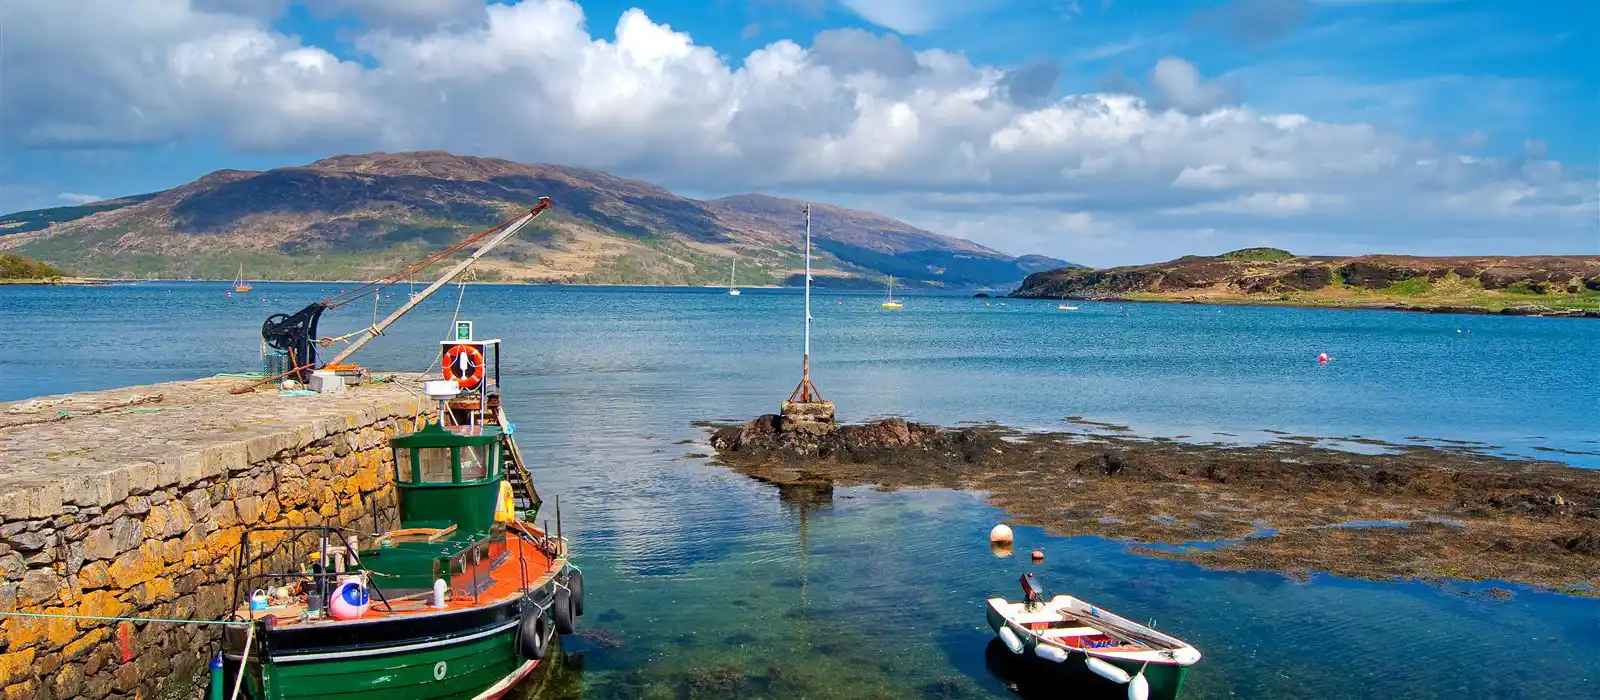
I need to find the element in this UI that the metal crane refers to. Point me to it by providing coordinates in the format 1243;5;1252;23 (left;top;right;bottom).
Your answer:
259;197;551;382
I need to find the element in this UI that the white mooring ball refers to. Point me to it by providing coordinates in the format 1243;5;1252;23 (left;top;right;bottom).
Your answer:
989;524;1014;545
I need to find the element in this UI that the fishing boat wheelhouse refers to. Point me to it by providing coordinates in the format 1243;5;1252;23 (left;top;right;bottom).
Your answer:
221;333;581;700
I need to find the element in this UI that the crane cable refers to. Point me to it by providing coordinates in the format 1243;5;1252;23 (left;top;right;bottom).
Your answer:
316;208;532;310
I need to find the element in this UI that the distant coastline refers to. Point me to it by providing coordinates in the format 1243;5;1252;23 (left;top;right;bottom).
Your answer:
1016;293;1600;319
0;277;109;286
1012;249;1600;319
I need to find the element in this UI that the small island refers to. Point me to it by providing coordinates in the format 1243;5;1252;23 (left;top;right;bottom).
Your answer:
0;252;105;285
1012;249;1600;318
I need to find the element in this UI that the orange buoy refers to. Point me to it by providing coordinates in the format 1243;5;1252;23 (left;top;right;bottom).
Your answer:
1031;550;1044;562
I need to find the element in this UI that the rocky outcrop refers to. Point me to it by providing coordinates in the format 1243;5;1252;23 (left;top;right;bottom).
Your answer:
711;415;1001;464
705;418;1600;592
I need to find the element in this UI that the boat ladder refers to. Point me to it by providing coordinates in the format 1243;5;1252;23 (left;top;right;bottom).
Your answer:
496;406;542;514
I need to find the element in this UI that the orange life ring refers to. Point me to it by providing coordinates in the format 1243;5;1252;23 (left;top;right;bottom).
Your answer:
442;344;485;390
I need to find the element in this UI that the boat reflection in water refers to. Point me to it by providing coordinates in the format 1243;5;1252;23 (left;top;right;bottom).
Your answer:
507;637;585;699
986;638;1141;700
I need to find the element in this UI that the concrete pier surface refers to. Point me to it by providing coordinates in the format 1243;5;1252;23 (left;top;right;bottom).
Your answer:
0;374;425;700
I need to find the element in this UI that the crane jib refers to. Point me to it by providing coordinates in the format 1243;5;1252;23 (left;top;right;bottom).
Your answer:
259;197;551;382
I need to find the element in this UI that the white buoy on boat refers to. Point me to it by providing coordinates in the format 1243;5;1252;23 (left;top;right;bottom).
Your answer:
1128;672;1150;700
1086;656;1132;684
1034;643;1069;663
998;626;1025;655
989;524;1014;545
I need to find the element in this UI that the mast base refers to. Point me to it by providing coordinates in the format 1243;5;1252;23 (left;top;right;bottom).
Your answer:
780;398;836;437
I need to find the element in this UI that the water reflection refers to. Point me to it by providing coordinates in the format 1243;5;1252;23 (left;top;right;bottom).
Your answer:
984;639;1141;700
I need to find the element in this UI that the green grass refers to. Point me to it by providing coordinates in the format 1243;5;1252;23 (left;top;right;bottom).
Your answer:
1380;278;1432;296
1220;247;1295;262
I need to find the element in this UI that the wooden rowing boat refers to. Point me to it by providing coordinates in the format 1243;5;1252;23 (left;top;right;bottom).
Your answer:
985;574;1201;700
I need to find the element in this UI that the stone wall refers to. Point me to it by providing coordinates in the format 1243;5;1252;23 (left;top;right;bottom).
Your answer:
0;376;424;700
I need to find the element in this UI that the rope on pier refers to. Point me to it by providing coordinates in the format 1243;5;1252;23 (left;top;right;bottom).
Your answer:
0;610;251;626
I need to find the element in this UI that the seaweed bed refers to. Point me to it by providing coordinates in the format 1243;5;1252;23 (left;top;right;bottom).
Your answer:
699;415;1600;595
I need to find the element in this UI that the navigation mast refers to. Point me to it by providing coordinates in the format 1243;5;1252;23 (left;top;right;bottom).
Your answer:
783;203;835;432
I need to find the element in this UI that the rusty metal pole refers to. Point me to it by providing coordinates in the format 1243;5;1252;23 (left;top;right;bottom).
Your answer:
802;203;811;401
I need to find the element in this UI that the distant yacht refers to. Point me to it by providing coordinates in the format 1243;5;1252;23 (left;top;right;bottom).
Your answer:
881;274;903;309
728;258;741;296
232;263;253;293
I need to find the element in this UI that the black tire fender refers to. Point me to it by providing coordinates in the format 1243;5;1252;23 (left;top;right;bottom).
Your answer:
519;607;547;660
553;588;576;635
568;569;585;617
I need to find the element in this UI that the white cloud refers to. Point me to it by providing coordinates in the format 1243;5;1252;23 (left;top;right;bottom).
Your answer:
307;0;487;30
57;192;105;205
0;0;1592;264
1148;57;1240;113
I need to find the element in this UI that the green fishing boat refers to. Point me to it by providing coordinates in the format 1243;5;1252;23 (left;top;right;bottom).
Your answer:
219;332;583;700
986;574;1200;700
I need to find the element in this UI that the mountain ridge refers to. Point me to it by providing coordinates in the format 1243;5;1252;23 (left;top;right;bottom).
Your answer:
0;151;1068;288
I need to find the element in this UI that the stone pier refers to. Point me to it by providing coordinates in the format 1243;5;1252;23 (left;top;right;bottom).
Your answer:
0;375;426;700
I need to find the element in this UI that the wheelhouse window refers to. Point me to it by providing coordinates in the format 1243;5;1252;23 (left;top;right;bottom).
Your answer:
394;447;414;482
417;447;454;483
460;444;491;481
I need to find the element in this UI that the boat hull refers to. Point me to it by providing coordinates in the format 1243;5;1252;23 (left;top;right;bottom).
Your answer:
226;566;574;700
985;604;1192;700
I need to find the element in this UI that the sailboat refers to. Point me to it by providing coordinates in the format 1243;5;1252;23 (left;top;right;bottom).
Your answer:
233;263;253;293
1057;293;1078;311
881;275;904;309
728;258;741;296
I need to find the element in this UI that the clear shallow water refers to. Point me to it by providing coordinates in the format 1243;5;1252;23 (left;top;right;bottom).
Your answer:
3;282;1598;699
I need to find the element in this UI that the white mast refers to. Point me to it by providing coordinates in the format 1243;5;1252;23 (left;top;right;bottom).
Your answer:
787;202;823;403
804;203;812;362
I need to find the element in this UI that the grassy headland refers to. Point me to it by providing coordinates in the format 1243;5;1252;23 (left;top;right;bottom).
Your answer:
1014;250;1600;317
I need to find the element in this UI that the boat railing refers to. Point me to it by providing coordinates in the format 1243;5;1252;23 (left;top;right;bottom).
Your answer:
227;524;397;622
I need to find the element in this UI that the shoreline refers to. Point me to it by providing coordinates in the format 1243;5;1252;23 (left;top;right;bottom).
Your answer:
1008;292;1600;318
702;416;1600;595
0;277;109;286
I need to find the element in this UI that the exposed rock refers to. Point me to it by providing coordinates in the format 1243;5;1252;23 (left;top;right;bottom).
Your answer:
1338;260;1421;289
706;418;1600;592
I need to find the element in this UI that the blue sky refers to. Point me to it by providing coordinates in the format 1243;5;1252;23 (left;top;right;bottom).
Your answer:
0;0;1593;264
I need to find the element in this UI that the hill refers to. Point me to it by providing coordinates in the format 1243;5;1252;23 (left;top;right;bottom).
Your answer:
1011;250;1600;317
0;151;1067;289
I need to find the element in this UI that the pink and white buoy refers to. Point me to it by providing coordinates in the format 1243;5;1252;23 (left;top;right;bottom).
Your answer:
1317;352;1330;363
329;580;371;620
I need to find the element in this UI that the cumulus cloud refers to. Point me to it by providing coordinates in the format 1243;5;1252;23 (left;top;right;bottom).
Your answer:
0;0;1591;263
307;0;488;30
999;58;1063;108
1148;57;1240;113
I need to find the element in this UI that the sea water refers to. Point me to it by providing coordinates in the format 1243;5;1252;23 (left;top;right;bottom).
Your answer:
2;282;1597;699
